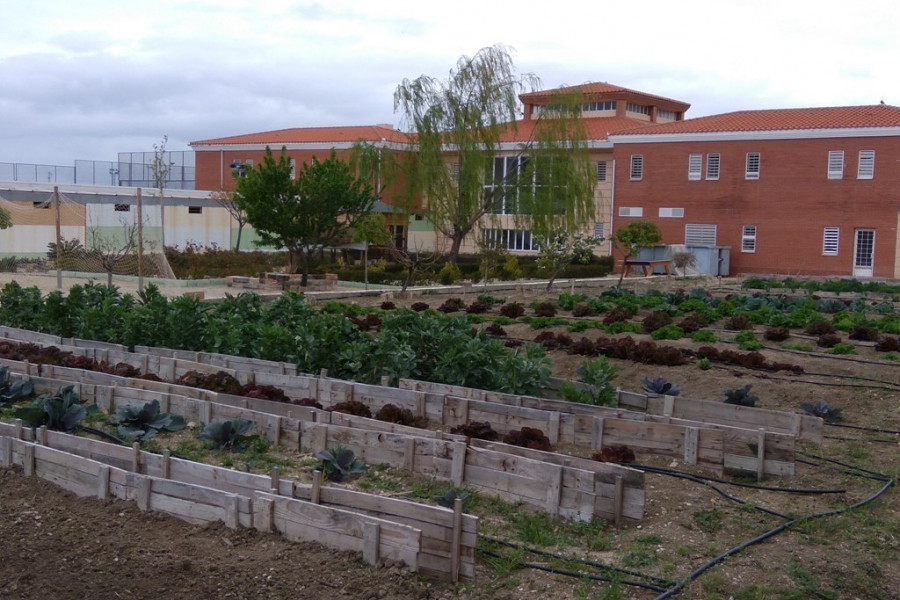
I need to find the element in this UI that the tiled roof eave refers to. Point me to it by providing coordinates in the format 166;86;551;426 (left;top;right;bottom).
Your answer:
610;126;900;143
190;140;414;152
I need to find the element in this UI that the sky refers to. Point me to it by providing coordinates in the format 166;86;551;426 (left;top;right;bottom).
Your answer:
2;0;899;168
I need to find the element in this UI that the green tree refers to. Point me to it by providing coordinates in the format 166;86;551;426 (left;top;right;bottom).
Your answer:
612;220;662;287
535;230;604;291
351;213;390;289
234;147;376;286
0;207;11;230
391;44;596;263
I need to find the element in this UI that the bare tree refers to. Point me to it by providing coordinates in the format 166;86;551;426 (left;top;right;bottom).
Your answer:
88;218;140;288
150;135;174;249
210;189;247;251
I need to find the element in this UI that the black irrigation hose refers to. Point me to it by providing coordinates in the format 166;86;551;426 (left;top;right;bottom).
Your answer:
824;435;899;444
477;547;670;593
797;451;893;481
629;462;846;495
629;464;791;520
827;422;900;436
479;535;675;587
652;466;896;599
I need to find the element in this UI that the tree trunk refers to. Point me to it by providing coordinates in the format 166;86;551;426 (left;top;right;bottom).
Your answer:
300;250;310;287
616;253;630;288
234;225;243;252
448;233;464;264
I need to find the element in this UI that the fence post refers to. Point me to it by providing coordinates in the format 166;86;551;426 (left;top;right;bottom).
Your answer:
450;441;467;486
757;428;767;481
97;465;110;500
363;521;381;566
451;497;463;584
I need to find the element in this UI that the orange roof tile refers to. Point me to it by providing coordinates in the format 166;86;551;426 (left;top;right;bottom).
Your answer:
496;116;663;143
190;124;410;147
520;82;690;111
616;105;900;135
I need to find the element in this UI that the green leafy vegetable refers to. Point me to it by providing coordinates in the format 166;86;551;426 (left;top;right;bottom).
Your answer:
200;419;255;450
113;399;187;441
317;446;366;482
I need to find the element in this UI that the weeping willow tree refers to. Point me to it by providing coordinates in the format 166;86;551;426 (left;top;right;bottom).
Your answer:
391;44;596;263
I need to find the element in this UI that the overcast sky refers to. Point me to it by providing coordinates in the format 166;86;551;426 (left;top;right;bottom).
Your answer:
2;0;899;168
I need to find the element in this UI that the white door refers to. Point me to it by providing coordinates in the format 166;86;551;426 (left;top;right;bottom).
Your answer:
853;229;875;278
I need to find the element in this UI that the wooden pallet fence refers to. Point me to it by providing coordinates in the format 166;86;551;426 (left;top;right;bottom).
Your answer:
0;423;472;580
443;395;571;446
0;325;63;345
291;484;477;582
636;393;823;444
133;346;297;377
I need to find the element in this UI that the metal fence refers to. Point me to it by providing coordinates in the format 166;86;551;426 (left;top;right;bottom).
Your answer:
0;152;195;190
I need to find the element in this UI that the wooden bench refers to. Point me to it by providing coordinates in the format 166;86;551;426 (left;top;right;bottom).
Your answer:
623;259;671;277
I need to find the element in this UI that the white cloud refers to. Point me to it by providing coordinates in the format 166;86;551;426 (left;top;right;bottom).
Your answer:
1;0;899;166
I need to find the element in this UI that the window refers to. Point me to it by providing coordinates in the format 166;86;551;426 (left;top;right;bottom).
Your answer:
827;150;844;179
626;102;650;115
706;153;720;180
659;208;684;218
114;204;130;212
582;100;616;111
741;225;757;253
289;158;297;179
823;227;840;255
593;222;605;238
618;207;643;217
188;206;202;214
685;223;717;245
485;156;526;214
451;162;460;182
630;155;643;180
482;228;537;251
858;150;875;179
688;154;702;180
596;161;607;182
745;152;760;179
657;109;677;121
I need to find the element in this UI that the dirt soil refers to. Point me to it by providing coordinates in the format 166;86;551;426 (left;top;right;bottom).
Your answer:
0;273;898;599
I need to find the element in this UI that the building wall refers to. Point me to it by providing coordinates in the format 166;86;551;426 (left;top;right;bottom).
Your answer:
611;136;900;278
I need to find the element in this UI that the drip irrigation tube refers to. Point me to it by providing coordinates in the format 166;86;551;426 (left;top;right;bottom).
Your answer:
827;422;900;436
480;536;674;587
651;475;895;600
824;435;898;444
476;547;670;593
630;463;846;495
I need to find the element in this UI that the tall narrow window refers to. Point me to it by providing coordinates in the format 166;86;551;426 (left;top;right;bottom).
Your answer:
823;227;840;255
745;152;760;180
741;225;757;253
596;161;607;182
688;154;702;180
857;150;875;179
706;153;720;180
593;222;605;238
630;155;643;180
451;162;460;182
827;150;844;179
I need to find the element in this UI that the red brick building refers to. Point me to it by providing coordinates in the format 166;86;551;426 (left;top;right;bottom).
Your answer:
608;106;900;278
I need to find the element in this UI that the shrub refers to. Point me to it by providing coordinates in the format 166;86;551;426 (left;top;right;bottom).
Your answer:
816;333;842;348
690;329;718;343
641;310;672;333
533;302;557;317
559;358;617;406
723;384;759;407
677;312;708;333
410;302;429;312
466;301;490;314
438;297;466;313
500;302;526;318
724;315;753;330
572;303;596;317
327;400;372;418
375;404;427;428
651;324;684;340
603;306;634;325
502;427;553;452
450;421;499;441
806;320;836;336
829;343;856;355
592;445;635;464
438;262;462;285
800;400;843;423
849;325;880;341
642;376;681;396
764;326;791;342
875;336;900;352
499;256;522;280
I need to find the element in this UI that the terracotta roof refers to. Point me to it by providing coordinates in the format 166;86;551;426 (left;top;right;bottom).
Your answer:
520;82;690;111
495;116;662;143
190;124;410;147
615;105;900;136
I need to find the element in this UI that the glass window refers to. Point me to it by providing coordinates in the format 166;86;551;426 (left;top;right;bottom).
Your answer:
827;150;844;179
745;152;760;180
630;155;643;180
741;225;757;253
858;150;875;179
706;153;720;180
688;154;702;180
